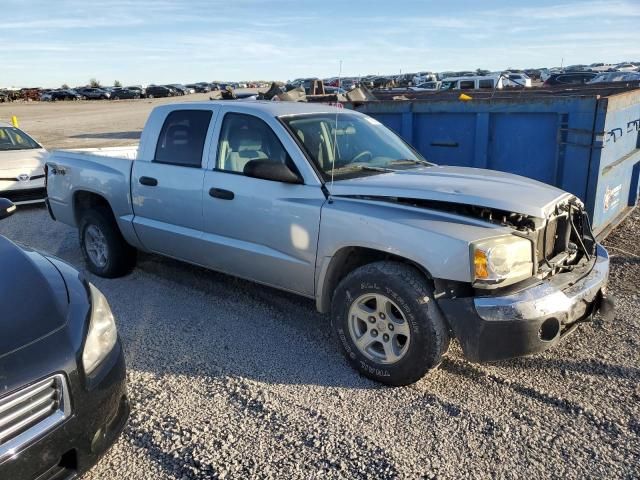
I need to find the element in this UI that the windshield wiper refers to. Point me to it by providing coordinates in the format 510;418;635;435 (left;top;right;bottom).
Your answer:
389;158;434;167
332;164;395;174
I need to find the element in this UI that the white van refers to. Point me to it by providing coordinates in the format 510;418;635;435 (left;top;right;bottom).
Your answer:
439;75;505;90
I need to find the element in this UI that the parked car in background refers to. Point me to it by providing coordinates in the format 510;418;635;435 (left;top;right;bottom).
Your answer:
412;71;437;85
614;63;639;72
0;123;48;204
51;89;83;101
0;198;128;480
145;85;173;98
46;101;612;386
39;91;53;102
76;88;111;100
125;86;146;98
167;84;189;95
440;75;505;90
503;72;532;88
110;88;141;100
323;85;347;94
409;81;442;91
588;71;640;83
543;72;598;86
340;78;356;90
186;83;211;93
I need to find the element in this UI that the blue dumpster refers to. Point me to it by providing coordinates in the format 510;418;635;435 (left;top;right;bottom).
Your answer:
349;88;640;237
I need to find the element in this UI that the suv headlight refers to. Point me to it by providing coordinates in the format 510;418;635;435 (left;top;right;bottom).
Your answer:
471;236;533;288
83;283;118;375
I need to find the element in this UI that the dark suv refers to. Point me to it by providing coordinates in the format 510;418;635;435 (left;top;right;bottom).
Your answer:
0;198;128;479
145;85;173;98
543;72;598;86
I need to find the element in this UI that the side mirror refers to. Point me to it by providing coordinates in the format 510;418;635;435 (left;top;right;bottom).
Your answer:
243;159;303;184
0;198;16;220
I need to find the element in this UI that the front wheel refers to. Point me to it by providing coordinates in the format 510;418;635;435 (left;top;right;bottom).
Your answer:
79;208;136;278
331;261;450;386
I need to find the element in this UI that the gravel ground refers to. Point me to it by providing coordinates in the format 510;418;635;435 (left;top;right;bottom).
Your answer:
1;203;638;480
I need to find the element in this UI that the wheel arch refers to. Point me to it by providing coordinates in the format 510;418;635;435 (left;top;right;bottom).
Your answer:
316;246;433;314
73;190;117;226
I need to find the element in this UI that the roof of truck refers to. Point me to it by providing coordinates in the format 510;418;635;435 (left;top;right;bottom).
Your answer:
169;100;353;117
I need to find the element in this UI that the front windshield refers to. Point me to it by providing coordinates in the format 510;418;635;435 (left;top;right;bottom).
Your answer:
281;113;432;179
0;127;41;151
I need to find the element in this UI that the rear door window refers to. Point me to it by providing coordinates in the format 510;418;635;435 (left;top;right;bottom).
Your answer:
154;110;212;167
459;80;475;89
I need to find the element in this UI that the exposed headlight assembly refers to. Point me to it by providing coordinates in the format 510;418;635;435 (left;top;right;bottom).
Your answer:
83;283;118;375
471;236;534;288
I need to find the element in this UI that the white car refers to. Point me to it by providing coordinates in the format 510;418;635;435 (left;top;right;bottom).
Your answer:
503;72;532;88
0;122;48;204
614;63;639;72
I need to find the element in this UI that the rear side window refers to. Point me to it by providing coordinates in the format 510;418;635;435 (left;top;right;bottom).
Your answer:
459;80;475;89
478;79;494;89
154;110;212;167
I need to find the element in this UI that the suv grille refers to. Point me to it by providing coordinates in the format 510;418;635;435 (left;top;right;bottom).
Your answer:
0;375;70;463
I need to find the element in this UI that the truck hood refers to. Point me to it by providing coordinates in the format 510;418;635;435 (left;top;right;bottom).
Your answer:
0;236;68;358
0;148;48;173
328;165;571;219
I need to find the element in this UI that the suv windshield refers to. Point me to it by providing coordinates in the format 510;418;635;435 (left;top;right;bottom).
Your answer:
0;126;41;151
281;113;431;179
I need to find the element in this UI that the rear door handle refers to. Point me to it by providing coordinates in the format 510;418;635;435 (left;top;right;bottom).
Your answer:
209;188;234;200
139;176;158;186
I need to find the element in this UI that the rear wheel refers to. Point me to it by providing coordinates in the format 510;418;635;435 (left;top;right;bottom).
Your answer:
79;208;136;278
331;261;450;386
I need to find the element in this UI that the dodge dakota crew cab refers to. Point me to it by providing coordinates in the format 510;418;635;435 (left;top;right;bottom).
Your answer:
46;101;613;386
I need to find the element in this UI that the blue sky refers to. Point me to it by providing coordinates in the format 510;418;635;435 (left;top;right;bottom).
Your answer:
2;0;639;88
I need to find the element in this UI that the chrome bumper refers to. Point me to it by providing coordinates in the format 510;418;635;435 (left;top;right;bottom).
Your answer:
474;244;609;324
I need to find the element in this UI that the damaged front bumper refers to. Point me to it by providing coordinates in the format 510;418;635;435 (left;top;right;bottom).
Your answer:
438;244;612;362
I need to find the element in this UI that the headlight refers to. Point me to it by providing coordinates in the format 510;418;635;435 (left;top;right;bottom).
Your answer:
471;236;533;288
83;283;118;375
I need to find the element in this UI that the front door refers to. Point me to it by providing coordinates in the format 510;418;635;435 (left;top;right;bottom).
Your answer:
131;108;215;264
202;112;324;296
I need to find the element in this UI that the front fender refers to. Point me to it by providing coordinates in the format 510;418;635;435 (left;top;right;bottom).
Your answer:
315;198;512;309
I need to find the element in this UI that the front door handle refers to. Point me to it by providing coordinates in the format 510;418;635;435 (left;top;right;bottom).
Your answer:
209;188;234;200
139;176;158;186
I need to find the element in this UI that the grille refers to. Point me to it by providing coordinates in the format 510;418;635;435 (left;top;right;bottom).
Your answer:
0;375;70;463
1;187;46;203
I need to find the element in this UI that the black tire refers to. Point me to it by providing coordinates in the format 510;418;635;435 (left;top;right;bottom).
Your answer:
331;261;450;386
79;208;136;278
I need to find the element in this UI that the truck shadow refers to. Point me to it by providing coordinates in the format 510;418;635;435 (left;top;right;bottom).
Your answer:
70;131;141;140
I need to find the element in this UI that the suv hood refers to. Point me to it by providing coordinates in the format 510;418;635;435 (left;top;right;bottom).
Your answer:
0;236;68;358
328;165;571;219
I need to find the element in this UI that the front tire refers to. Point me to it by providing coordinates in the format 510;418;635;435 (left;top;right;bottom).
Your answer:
79;208;136;278
331;261;450;386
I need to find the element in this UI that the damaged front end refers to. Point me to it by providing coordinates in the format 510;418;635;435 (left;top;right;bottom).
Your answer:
426;196;613;363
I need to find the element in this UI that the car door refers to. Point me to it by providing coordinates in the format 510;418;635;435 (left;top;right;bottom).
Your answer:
131;107;216;264
201;111;325;296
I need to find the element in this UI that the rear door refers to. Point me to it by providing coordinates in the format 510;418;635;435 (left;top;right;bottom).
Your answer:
201;111;325;296
131;107;216;264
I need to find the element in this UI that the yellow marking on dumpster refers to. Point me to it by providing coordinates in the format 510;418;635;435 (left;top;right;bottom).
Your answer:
459;94;472;102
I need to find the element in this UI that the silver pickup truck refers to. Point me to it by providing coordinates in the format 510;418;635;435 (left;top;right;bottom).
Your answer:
46;101;613;386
